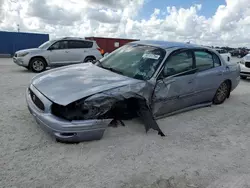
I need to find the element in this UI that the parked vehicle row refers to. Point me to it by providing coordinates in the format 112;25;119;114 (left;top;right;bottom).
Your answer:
13;37;104;73
26;40;241;142
230;49;249;58
13;37;250;74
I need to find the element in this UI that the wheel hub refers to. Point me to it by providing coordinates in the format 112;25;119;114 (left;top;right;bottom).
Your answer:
33;61;44;71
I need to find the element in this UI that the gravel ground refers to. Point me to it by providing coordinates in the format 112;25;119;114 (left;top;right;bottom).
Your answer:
1;58;250;188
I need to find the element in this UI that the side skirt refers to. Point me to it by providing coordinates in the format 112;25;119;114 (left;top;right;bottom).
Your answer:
155;102;212;120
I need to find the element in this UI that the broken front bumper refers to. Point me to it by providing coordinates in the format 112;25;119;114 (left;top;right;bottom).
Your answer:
26;84;112;142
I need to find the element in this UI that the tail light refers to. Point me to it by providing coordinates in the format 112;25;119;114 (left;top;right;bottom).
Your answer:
97;48;104;55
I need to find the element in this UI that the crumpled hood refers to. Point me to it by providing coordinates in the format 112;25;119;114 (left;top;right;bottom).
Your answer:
32;63;140;105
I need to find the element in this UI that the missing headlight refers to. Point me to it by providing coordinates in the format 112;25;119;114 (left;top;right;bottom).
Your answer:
51;102;89;121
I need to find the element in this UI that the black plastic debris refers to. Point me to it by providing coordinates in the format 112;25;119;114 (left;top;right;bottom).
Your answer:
108;119;125;127
137;100;165;137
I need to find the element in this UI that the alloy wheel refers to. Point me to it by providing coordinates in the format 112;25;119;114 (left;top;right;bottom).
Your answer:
216;82;228;102
32;60;44;72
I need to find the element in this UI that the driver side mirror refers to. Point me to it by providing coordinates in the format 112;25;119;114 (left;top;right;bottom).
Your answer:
157;71;166;80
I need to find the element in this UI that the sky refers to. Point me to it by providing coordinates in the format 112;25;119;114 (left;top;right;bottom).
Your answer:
139;0;226;19
0;0;250;47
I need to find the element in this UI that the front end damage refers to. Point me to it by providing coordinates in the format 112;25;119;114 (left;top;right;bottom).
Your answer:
26;84;112;143
51;84;165;139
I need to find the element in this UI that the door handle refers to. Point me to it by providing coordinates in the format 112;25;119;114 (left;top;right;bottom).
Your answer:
188;79;194;84
65;51;69;53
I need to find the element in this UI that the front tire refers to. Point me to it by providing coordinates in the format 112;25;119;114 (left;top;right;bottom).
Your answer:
213;81;230;105
84;57;95;63
29;58;46;73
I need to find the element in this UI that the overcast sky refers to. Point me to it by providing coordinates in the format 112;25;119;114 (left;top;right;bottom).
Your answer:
0;0;250;47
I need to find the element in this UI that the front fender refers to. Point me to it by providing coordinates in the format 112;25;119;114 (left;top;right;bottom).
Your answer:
82;82;153;118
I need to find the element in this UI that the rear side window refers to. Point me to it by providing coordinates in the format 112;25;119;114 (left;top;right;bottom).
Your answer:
194;51;220;71
213;54;221;67
68;40;93;49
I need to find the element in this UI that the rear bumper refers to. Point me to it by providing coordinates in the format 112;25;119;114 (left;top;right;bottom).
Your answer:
26;84;112;142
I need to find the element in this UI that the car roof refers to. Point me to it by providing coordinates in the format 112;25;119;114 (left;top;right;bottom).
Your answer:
130;40;202;49
55;37;94;43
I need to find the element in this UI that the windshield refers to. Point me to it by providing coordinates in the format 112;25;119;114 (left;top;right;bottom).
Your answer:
96;44;166;80
38;40;55;49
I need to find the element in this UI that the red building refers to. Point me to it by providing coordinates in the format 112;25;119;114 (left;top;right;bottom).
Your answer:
85;37;139;54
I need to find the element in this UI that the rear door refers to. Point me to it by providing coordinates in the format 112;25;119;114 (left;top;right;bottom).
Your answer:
192;49;226;103
152;50;198;117
68;40;94;63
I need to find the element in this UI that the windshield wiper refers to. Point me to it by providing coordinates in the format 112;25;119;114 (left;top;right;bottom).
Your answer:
94;60;124;75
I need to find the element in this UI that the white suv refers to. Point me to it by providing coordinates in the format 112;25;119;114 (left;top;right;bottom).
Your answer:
13;37;103;73
239;53;250;79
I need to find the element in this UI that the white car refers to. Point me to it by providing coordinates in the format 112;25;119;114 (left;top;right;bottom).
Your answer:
13;37;103;73
239;54;250;79
215;48;231;62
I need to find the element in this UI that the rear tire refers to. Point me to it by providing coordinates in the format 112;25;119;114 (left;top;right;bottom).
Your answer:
213;81;230;105
29;58;46;73
241;75;247;79
84;57;95;63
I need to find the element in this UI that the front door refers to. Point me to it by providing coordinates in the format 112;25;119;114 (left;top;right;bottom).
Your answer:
48;40;73;66
152;50;197;118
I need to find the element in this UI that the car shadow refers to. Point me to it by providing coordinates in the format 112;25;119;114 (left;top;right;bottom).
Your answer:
12;68;32;73
241;78;250;82
12;67;52;73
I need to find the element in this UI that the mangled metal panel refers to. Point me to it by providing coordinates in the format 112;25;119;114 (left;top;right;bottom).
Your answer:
82;82;165;136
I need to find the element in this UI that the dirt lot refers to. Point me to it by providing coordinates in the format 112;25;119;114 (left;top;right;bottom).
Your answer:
1;58;250;188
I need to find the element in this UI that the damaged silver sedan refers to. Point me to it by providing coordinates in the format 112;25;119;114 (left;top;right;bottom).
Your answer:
26;40;240;142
